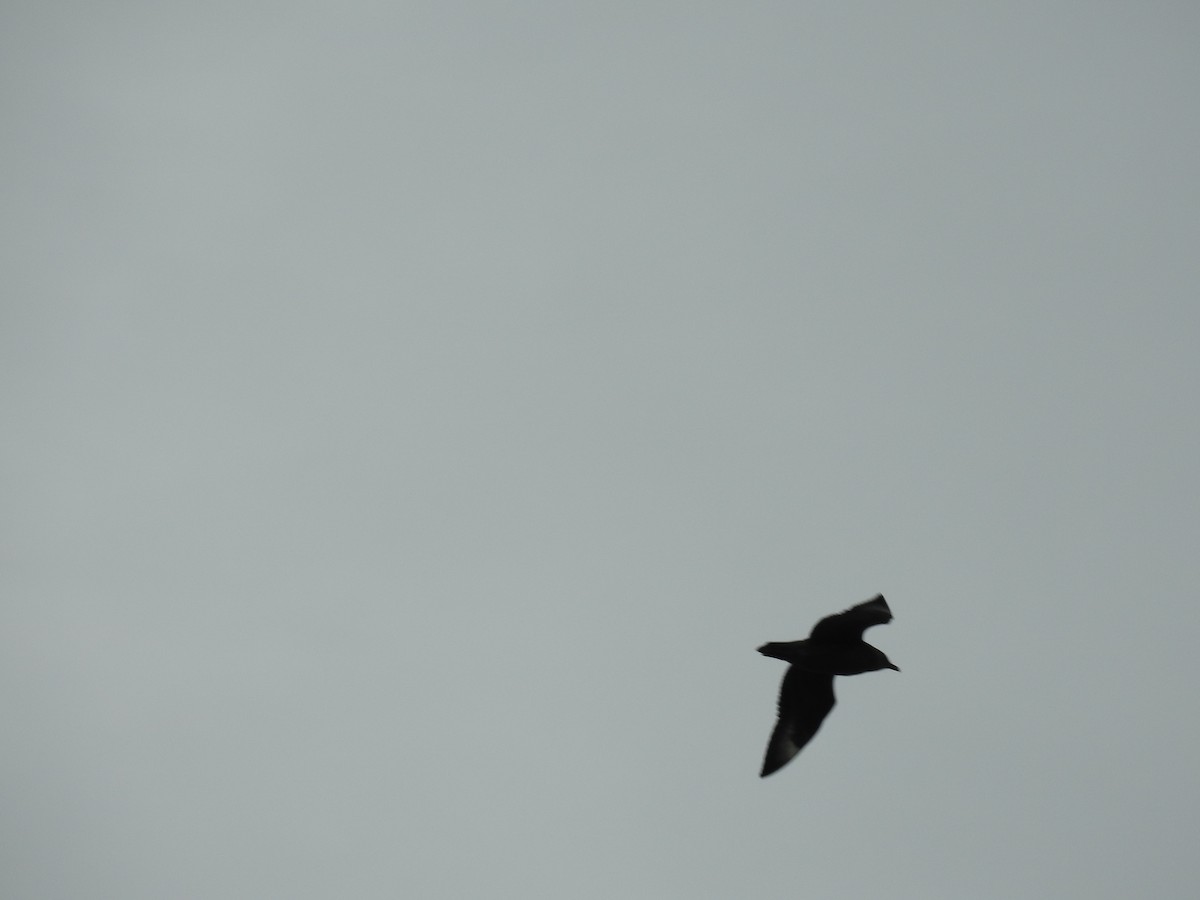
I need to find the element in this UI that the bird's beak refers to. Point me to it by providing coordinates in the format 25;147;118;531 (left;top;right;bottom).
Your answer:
888;663;900;672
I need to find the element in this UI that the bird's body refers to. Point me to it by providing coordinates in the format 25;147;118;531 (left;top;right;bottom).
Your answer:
757;639;895;675
758;594;898;777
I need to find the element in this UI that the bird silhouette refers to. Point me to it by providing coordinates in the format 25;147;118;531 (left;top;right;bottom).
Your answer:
758;594;898;777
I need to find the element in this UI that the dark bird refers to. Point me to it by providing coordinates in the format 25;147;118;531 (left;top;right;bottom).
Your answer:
758;594;898;777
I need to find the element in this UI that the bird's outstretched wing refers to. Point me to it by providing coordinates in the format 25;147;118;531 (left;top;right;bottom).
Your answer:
808;594;892;643
760;668;836;777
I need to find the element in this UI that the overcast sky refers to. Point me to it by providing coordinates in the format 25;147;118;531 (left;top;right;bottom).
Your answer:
4;3;1200;898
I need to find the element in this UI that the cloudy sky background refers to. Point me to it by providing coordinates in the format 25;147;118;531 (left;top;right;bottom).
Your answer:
4;3;1199;898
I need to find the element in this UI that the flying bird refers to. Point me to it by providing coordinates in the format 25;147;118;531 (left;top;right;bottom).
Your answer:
758;594;898;777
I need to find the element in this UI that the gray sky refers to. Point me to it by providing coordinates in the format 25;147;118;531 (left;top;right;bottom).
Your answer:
4;3;1199;898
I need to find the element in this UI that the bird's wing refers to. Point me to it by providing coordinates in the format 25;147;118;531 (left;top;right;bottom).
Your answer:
760;668;836;777
808;594;892;643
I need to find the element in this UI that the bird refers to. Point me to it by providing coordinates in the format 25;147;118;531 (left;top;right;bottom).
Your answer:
758;594;898;777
